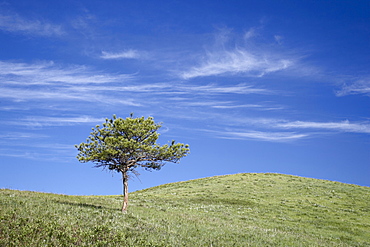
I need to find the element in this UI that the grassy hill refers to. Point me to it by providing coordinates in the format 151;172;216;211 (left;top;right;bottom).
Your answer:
1;173;369;246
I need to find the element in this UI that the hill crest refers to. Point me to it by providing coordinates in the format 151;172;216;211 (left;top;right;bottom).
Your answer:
1;173;369;246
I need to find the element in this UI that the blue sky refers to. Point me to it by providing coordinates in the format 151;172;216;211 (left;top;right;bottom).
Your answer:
0;0;369;195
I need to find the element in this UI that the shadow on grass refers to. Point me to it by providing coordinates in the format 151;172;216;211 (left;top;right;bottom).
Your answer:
56;200;119;211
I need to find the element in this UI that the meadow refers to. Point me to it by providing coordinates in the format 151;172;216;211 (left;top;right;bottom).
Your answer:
1;173;369;246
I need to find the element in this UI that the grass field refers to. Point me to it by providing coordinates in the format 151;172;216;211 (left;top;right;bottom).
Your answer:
1;173;369;246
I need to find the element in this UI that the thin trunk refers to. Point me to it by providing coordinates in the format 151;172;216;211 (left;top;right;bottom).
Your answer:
121;171;129;213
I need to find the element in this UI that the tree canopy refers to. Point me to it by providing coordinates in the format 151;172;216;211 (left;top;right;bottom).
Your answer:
75;114;190;212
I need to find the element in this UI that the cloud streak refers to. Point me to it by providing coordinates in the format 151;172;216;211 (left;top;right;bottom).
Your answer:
196;117;370;142
0;61;133;85
0;60;271;109
231;117;370;135
0;13;64;36
241;118;370;135
336;77;370;97
0;132;48;140
7;116;105;127
275;120;370;134
181;48;292;79
178;27;295;79
176;83;271;95
0;60;142;106
101;50;141;59
214;130;308;142
0;143;76;161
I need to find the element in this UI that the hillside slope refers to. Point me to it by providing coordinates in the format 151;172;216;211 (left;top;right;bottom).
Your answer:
1;173;369;246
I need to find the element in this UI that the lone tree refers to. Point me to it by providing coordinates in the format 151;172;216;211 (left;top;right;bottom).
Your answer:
75;114;190;212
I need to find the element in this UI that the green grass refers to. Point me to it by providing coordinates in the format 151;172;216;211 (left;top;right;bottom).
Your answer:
1;173;369;246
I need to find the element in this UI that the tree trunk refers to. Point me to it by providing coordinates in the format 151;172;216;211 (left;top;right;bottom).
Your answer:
121;171;129;213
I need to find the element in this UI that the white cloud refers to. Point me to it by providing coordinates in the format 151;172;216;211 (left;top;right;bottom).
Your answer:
0;60;141;105
178;27;295;79
197;117;370;143
275;120;370;134
204;129;308;142
0;13;64;36
0;132;48;140
0;86;141;107
200;118;370;143
0;61;133;85
274;35;283;44
0;60;271;107
101;50;140;59
238;118;370;135
211;104;263;109
181;48;293;79
336;78;370;96
11;116;105;127
227;131;308;141
177;83;271;95
0;143;76;161
244;27;257;40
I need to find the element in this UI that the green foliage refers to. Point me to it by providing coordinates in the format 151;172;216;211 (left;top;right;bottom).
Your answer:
1;173;369;246
75;115;190;173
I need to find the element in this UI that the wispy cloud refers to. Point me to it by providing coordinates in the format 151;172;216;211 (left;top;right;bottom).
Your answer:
179;27;295;79
101;50;141;59
199;119;370;143
212;104;283;110
202;129;308;142
274;35;284;45
275;120;370;134
79;82;271;97
244;27;258;40
0;61;133;85
225;131;309;142
0;130;75;161
181;48;292;79
0;85;142;107
0;143;76;161
0;60;141;105
0;13;64;36
0;132;48;140
177;83;271;95
237;118;370;135
336;77;370;96
194;116;370;142
9;116;105;127
0;60;271;108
